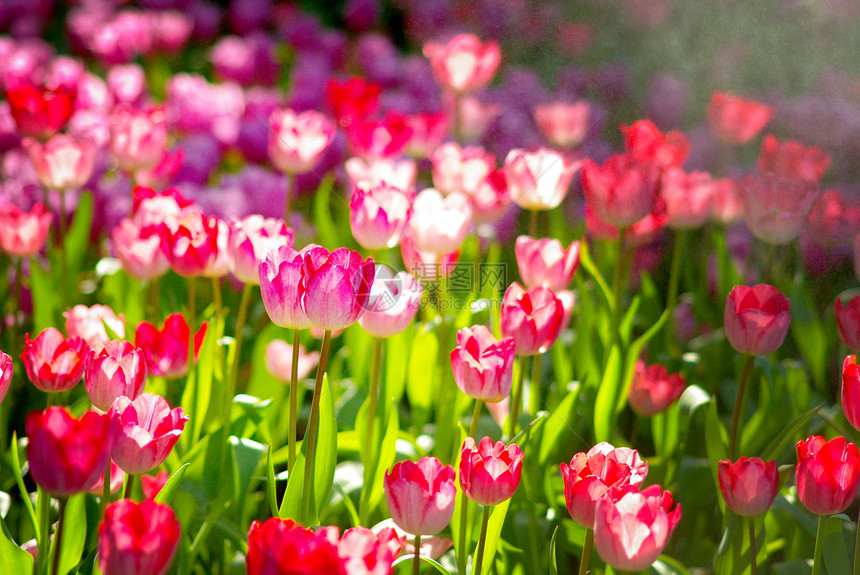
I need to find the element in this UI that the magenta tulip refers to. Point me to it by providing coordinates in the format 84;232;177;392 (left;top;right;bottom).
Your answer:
459;437;524;506
384;457;456;536
299;246;374;331
450;325;515;402
111;393;188;475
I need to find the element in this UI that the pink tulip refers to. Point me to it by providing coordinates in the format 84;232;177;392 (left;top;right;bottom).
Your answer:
581;153;660;228
268;108;334;175
533;101;590;148
718;457;779;516
514;235;580;292
111;218;170;280
400;234;460;282
26;407;113;497
459;437;523;506
201;216;231;279
64;304;126;347
842;355;860;432
560;442;649;528
622;120;689;168
403;111;448;159
450;325;515;402
796;435;860;515
504;148;579;211
134;314;207;379
423;34;501;94
265;339;319;382
349;182;413;250
21;327;88;393
430;143;495;197
85;340;147;412
300;246;375;331
23;134;96;191
131;185;197;232
710;177;744;225
758;134;830;185
338;526;404;575
159;213;219;277
407;189;472;253
455;95;502;142
111;393;188;475
358;271;423;338
593;484;682;571
135;147;185;190
470;169;512;224
660;167;714;230
384;456;456;535
835;296;860;352
345;157;417;195
229;215;293;284
110;106;168;173
87;460;125;496
0;202;52;258
345;112;413;161
628;361;686;416
98;499;181;575
741;172;819;245
0;351;12;405
707;92;773;145
259;245;315;330
500;283;564;356
140;470;170;500
724;284;790;356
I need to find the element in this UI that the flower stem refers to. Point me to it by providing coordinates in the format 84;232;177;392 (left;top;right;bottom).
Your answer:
284;175;293;225
37;489;50;575
664;230;685;352
507;355;530;440
469;399;483;439
288;329;302;472
413;533;422;575
359;337;383;524
749;516;758;575
225;283;252;427
529;352;543;416
854;503;860;575
579;528;594;575
301;329;331;526
728;355;755;459
187;277;197;380
100;458;111;516
473;505;492;575
122;473;135;500
50;498;67;575
812;515;826;575
529;209;538;238
610;229;627;347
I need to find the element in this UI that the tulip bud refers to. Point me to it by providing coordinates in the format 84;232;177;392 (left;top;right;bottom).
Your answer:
431;143;495;197
358;270;422;338
450;325;515;402
407;189;472;254
0;203;52;258
758;134;830;185
112;218;171;280
98;499;181;575
229;215;293;285
24;134;97;191
707;92;773;146
134;314;207;379
628;361;685;416
533;101;590;149
660;167;714;230
159;213;219;278
796;435;860;516
842;355;860;432
140;470;170;500
718;457;779;516
581;153;660;228
384;456;456;536
110;106;168;173
423;34;501;95
259;245;315;330
264;339;319;383
500;283;564;356
349;182;413;250
505;148;579;211
835;296;860;352
111;393;188;475
7;83;75;141
459;437;523;506
724;284;790;356
21;327;88;393
514;235;580;292
85;340;147;412
0;351;11;405
741;172;819;245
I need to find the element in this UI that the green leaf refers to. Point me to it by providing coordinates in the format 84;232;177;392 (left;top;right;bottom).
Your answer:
392;554;455;575
357;394;399;522
548;526;559;575
823;515;851;575
713;512;743;575
0;517;33;573
154;463;191;505
539;385;580;467
593;343;623;442
230;437;265;517
30;258;59;331
616;306;672;414
181;312;218;445
651;555;691;575
761;403;824;461
64;191;94;279
49;495;87;575
578;238;613;311
406;328;438;431
481;499;511;573
266;444;278;517
705;399;728;516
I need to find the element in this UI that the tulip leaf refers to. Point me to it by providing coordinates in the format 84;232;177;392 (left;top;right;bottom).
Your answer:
392;554;454;574
9;432;38;537
822;515;851;575
356;383;399;523
181;312;217;446
266;444;278;517
230;436;265;516
386;329;409;403
578;239;613;312
30;258;59;331
651;555;692;574
760;403;824;461
548;525;559;575
406;327;438;432
713;511;743;575
616;305;672;414
539;384;580;467
0;516;33;573
481;499;511;573
63;191;94;282
154;462;190;505
705;399;728;517
593;343;622;443
48;494;86;575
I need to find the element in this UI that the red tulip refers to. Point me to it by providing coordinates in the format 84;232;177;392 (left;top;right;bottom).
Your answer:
628;361;686;416
0;202;52;258
228;215;293;285
621;119;689;168
593;484;682;571
504;148;579;211
403;111;449;159
26;407;113;497
459;437;523;506
724;284;790;356
384;456;456;536
581;153;661;228
111;393;188;475
500;283;564;356
134;313;207;379
835;296;860;352
345;112;413;160
0;351;12;405
450;325;515;402
247;518;346;575
707;92;773;145
7;83;75;141
660;167;714;230
24;134;97;192
300;246;374;331
21;327;88;393
514;235;580;292
718;457;779;516
159;213;220;278
140;470;170;500
85;340;147;412
325;76;380;128
560;442;648;528
268;108;334;175
98;499;181;575
842;355;860;432
796;435;860;515
584;200;669;248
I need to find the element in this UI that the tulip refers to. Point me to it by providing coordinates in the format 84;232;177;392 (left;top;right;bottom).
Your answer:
593;484;682;571
842;355;860;432
0;203;52;258
660;167;714;230
500;283;564;356
325;76;381;128
135;147;185;189
423;34;501;94
300;246;375;331
450;326;515;402
87;460;125;496
349;182;413;250
110;106;168;173
400;234;460;282
581;153;660;228
403;111;449;159
806;189;858;250
0;351;12;405
724;284;791;356
384;456;457;536
202;216;231;278
131;185;197;231
560;442;649;528
265;339;319;382
621;119;689;168
159;213;220;277
718;457;779;516
111;218;170;280
247;518;346;575
345;112;413;160
407;189;472;254
758;134;830;185
455;95;502;142
338;526;403;575
533;100;590;148
111;393;188;475
98;499;181;575
796;435;860;515
6;83;75;141
431;143;495;197
228;215;293;284
21;327;88;393
345;157;417;194
514;235;580;292
26;407;113;497
134;313;207;379
259;245;314;330
504;148;579;211
85;340;147;412
741;172;819;245
459;437;523;506
835;296;860;352
707;92;773;145
710;178;745;225
140;470;170;500
23;134;97;191
358;271;423;338
268;108;334;175
628;361;686;416
470;169;512;224
64;304;126;347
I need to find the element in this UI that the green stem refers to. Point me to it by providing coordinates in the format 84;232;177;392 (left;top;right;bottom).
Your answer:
226;284;252;427
664;230;685;351
284;175;294;225
301;329;331;526
529;210;538;238
507;355;530;440
50;498;67;575
812;515;826;575
469;399;483;439
578;528;594;575
37;489;50;575
57;189;67;305
122;474;135;500
473;505;492;575
187;277;197;380
855;503;860;575
288;329;302;472
610;229;628;347
529;352;543;416
749;516;758;575
211;277;223;323
728;355;755;459
413;533;422;575
100;458;112;517
452;93;462;144
359;337;383;524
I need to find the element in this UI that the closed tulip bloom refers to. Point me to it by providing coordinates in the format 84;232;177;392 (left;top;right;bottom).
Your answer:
159;213;219;277
842;355;860;432
459;437;524;506
581;153;660;228
300;246;375;331
140;470;169;500
741;172;819;245
345;157;417;194
707;92;773;145
0;202;52;258
359;271;423;338
400;234;460;282
201;216;231;279
268;108;334;175
407;189;472;254
85;340;147;412
64;304;126;347
26;407;113;497
345;113;413;161
259;245;315;330
265;339;319;383
560;442;649;528
22;327;88;393
349;182;413;250
247;518;346;575
758;134;830;185
450;325;515;402
7;83;75;141
24;134;96;191
431;143;495;197
835;296;860;352
500;283;564;356
403;111;449;159
621;120;689;168
111;393;188;475
131;185;197;231
112;218;170;280
0;351;12;405
796;435;860;515
384;457;456;536
110;106;168;173
515;235;580;292
724;284;790;356
471;169;512;224
229;215;293;284
504;148;579;211
628;361;686;416
98;499;181;575
134;313;207;379
325;76;381;128
338;526;403;575
423;34;501;94
533;100;590;148
718;457;779;516
660;167;714;230
594;484;682;571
